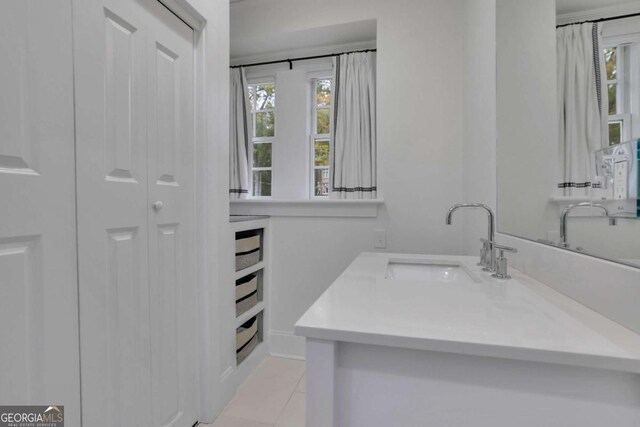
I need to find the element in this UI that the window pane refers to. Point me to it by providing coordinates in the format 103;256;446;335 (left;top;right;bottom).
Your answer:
314;139;330;166
255;84;275;110
314;168;329;196
609;121;622;146
253;143;272;167
316;108;330;134
255;111;275;137
252;170;272;197
608;83;617;115
316;79;331;107
604;47;617;81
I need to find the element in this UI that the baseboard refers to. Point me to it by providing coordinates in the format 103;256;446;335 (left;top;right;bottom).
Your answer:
269;330;306;360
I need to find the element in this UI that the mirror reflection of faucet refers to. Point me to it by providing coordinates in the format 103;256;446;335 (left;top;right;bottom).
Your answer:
559;202;617;249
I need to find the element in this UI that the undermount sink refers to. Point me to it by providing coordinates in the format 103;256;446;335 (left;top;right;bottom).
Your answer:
385;259;480;283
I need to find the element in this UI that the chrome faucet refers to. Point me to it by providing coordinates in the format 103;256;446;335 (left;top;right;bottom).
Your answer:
446;203;496;271
560;202;617;248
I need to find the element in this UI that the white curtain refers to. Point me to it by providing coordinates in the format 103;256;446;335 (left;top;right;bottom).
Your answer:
229;67;252;199
330;52;377;199
557;23;608;197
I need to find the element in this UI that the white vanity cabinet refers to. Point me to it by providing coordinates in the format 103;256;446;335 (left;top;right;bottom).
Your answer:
296;253;640;427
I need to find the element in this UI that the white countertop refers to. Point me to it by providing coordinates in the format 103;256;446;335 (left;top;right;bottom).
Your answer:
295;252;640;373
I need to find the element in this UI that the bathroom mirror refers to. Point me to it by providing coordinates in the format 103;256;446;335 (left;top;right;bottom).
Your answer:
496;0;640;268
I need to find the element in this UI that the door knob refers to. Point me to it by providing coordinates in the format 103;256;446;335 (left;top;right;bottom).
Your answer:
152;201;164;211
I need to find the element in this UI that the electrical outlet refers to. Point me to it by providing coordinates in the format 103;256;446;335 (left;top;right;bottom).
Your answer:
614;160;628;200
373;229;386;249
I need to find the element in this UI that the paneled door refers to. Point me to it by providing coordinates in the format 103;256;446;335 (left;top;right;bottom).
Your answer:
73;0;197;425
0;1;81;425
145;4;198;427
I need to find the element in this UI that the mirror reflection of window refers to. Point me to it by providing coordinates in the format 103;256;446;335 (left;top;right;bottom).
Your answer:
496;0;640;268
604;45;631;146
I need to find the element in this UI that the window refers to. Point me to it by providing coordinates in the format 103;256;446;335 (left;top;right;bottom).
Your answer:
311;78;332;197
604;45;631;145
248;83;275;197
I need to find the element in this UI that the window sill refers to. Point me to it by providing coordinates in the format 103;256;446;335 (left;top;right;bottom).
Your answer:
229;198;384;218
549;196;591;203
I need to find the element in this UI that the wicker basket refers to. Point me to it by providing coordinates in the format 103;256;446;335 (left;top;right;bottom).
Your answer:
236;235;260;254
236;333;258;365
235;233;261;271
236;249;260;271
236;317;258;350
236;291;258;317
236;275;258;300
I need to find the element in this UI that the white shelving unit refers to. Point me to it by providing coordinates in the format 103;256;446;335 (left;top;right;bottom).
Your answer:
234;261;265;281
230;217;270;369
218;216;271;410
236;301;266;328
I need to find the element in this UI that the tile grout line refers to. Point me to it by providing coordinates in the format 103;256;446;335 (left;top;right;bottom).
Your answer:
273;368;305;426
295;373;305;394
272;384;298;426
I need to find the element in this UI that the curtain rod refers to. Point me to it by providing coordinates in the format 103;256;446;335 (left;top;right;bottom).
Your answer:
556;11;640;28
230;48;377;70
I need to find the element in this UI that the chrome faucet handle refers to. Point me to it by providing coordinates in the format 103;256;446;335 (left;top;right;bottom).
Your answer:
493;243;517;254
491;244;517;280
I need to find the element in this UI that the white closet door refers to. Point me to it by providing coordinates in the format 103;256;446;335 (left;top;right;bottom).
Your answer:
144;3;198;427
0;1;81;425
74;0;152;425
74;0;197;425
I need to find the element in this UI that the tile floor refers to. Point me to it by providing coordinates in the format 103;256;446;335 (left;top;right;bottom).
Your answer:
203;357;306;427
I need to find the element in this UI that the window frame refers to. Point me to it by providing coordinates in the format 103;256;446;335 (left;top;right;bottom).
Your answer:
309;75;333;199
603;41;634;145
247;79;276;198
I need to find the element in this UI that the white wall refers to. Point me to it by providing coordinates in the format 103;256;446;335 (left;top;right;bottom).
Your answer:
462;0;497;254
268;216;379;357
496;0;560;241
230;0;498;358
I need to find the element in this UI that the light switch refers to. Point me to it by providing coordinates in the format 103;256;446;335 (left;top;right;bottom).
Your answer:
373;229;387;249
